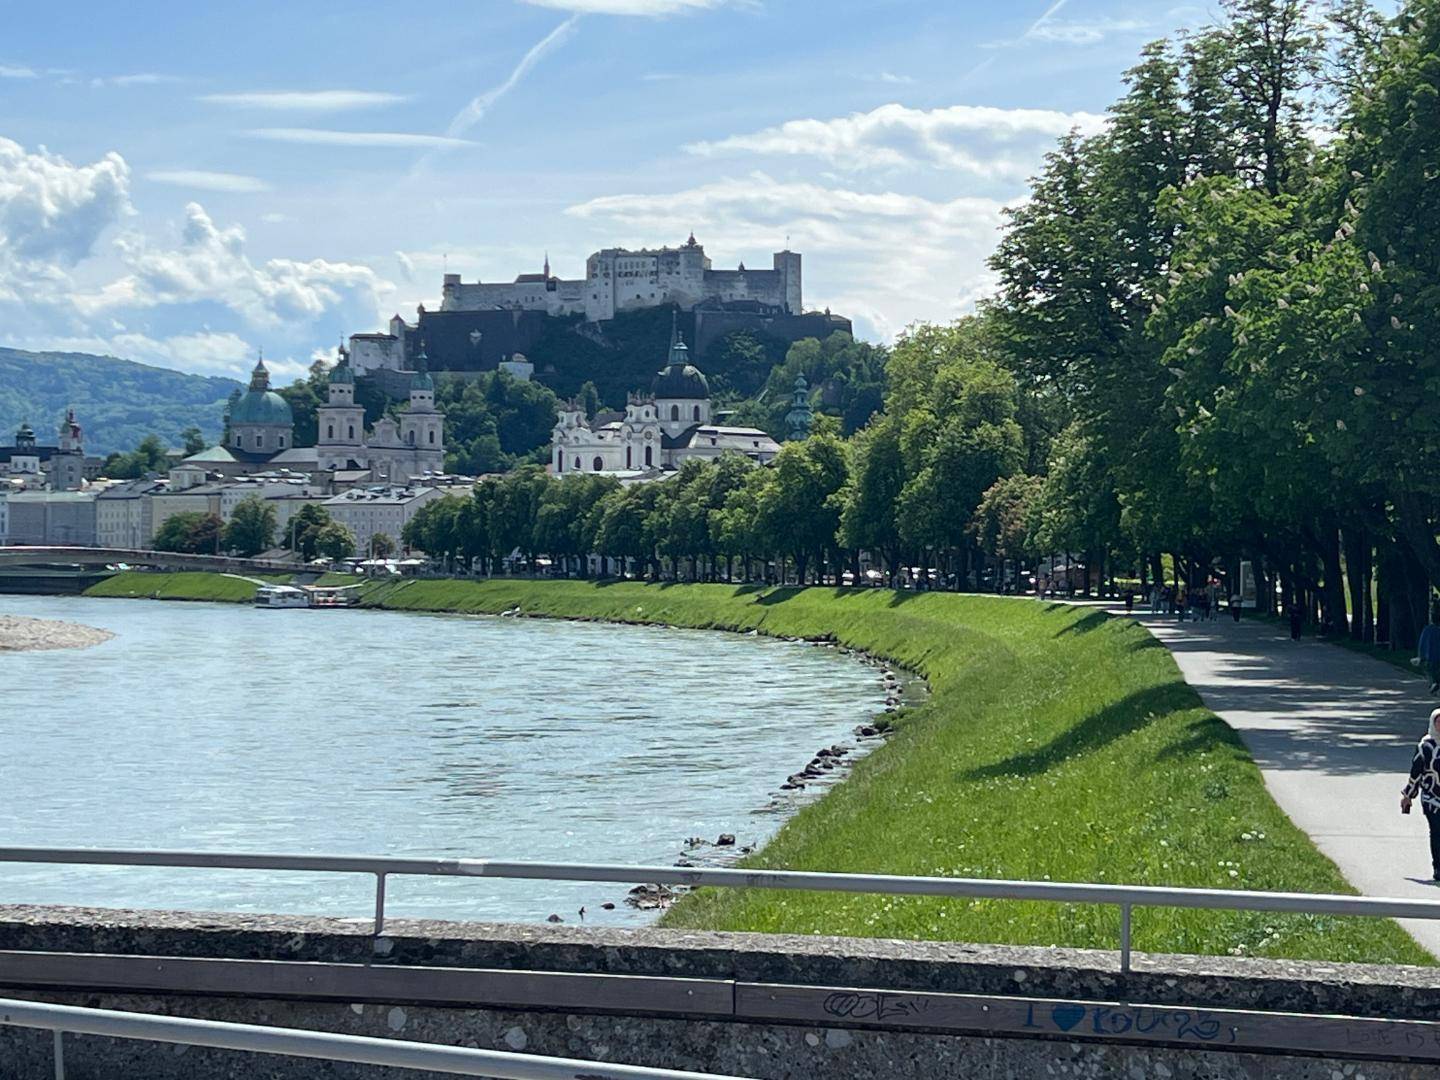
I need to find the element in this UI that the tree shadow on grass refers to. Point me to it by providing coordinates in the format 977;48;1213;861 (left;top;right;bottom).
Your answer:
958;681;1200;782
1054;610;1110;637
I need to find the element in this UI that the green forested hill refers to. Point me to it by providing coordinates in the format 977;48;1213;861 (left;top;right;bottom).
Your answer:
0;348;240;455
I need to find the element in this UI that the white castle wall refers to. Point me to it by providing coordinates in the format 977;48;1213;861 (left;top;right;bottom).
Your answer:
439;240;800;322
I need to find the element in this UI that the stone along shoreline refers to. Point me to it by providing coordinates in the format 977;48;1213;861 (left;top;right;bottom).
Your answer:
0;614;113;652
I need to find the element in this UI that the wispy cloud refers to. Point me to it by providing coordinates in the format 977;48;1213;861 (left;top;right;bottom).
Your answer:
98;73;184;87
443;16;580;138
1027;16;1147;44
247;128;473;149
866;71;915;85
1027;0;1071;36
686;103;1108;179
147;170;272;193
522;0;719;13
201;90;409;111
0;65;37;79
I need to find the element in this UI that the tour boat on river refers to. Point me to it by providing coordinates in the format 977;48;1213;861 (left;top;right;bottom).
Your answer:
254;583;362;609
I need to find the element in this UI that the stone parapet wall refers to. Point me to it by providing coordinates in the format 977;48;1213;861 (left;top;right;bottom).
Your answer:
1;906;1439;1079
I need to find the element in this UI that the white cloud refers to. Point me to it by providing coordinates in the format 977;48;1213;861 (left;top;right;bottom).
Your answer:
566;173;1012;339
522;0;719;13
443;16;580;139
96;73;184;87
395;250;415;282
685;103;1108;179
0;137;131;267
246;128;473;149
80;202;394;332
867;71;915;85
200;90;409;111
0;65;38;79
1027;0;1072;35
1026;17;1147;44
147;170;272;194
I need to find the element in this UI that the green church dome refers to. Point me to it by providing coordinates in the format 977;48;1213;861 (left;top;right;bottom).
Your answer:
651;333;709;400
230;357;294;426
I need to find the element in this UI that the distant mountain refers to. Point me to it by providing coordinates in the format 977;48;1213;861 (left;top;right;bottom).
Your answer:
0;348;241;456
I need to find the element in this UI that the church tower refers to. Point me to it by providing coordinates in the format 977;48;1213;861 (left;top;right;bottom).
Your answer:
399;345;444;475
317;343;366;469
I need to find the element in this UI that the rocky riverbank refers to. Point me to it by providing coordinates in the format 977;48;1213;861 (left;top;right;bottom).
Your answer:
0;614;113;652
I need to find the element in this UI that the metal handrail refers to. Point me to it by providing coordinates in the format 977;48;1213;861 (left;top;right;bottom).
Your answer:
0;996;752;1080
3;845;1440;972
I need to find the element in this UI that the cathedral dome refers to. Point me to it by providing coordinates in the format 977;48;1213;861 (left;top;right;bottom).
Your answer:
650;334;709;399
230;358;294;427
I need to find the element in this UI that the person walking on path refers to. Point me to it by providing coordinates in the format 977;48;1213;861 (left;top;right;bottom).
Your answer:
1401;709;1440;881
1288;601;1304;640
1417;611;1440;694
1230;592;1242;623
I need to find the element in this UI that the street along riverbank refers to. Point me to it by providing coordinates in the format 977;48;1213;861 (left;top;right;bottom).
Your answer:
83;572;1429;964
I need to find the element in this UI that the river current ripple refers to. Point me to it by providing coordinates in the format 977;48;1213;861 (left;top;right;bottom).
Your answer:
0;594;886;925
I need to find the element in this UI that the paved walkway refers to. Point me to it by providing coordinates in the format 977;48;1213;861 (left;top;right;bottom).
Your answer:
1123;609;1440;955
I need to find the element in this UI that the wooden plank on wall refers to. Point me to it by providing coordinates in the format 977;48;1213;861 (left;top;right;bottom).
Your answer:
735;983;1440;1062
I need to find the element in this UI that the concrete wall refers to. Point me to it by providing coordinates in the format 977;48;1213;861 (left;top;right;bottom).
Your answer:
2;906;1440;1079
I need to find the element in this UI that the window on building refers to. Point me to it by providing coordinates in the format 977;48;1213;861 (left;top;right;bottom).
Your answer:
429;430;435;444
644;446;653;467
593;456;603;472
279;435;286;447
693;405;700;420
574;456;581;470
327;424;334;439
626;446;632;468
234;434;242;447
670;405;679;421
255;434;262;448
407;431;414;446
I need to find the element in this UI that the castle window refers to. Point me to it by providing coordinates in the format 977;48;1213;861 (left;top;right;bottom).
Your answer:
670;405;679;421
593;456;603;472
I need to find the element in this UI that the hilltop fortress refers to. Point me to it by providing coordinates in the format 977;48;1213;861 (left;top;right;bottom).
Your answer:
346;237;848;395
442;234;802;322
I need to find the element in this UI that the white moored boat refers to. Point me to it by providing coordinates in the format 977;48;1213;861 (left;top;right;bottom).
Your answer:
254;585;311;609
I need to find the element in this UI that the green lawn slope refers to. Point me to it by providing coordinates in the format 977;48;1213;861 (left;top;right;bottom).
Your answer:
85;571;290;603
83;573;1430;964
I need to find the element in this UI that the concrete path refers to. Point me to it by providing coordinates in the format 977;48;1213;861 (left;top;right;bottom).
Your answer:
1123;609;1440;955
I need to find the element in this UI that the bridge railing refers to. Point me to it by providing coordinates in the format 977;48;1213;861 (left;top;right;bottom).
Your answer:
0;996;753;1080
2;845;1439;973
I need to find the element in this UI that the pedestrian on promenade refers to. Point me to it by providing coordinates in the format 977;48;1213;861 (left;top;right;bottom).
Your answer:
1401;708;1440;881
1415;609;1440;694
1288;601;1304;641
1208;580;1221;620
1230;593;1242;623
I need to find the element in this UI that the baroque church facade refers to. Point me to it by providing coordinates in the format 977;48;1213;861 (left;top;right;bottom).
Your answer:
183;353;444;484
552;331;779;476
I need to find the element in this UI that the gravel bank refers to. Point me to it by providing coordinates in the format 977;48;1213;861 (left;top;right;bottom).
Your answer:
0;614;114;652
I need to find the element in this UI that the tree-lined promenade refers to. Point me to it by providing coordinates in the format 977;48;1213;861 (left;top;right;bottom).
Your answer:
405;0;1440;653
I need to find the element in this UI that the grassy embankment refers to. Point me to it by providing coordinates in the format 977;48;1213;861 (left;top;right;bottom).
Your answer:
85;570;291;603
84;571;1429;964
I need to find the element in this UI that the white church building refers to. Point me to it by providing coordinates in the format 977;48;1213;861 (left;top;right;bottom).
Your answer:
552;331;779;476
316;346;445;480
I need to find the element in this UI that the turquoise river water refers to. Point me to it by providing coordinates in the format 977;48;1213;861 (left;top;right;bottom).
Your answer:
0;594;887;926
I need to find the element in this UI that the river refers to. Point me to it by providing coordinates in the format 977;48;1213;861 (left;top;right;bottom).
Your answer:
0;594;888;925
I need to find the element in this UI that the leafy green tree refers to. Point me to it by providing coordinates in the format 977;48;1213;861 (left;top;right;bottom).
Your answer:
223;496;277;557
370;532;396;558
287;504;333;561
153;511;223;554
102;434;170;479
180;426;206;455
314;522;356;561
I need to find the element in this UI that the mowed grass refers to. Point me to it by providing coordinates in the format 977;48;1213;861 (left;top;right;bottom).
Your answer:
84;573;1430;964
85;570;290;602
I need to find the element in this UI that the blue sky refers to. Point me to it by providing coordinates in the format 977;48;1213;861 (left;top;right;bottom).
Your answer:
0;0;1208;383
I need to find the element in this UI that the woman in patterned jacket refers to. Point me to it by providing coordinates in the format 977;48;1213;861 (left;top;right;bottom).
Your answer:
1401;708;1440;881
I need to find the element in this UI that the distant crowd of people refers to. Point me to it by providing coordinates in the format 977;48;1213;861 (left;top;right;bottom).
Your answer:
1141;581;1240;623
